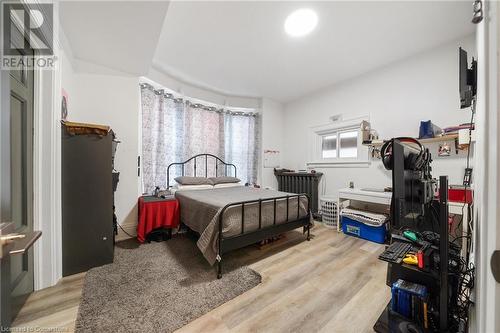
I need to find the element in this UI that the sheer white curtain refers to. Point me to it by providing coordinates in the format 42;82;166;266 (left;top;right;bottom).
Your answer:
223;113;259;186
140;84;260;193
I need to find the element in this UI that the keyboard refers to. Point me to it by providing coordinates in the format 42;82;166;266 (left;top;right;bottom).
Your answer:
379;241;412;264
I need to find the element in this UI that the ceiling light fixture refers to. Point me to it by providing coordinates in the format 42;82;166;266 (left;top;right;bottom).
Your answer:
284;8;318;37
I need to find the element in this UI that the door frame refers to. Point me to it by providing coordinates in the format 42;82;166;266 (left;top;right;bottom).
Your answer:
32;55;63;290
24;0;63;290
0;61;9;229
474;1;500;332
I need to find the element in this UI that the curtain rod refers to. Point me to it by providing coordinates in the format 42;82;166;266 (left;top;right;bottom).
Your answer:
140;83;257;117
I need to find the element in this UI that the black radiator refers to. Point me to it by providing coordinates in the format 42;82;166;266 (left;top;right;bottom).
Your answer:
274;171;323;213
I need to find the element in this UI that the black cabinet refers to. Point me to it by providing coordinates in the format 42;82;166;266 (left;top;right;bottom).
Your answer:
61;123;114;276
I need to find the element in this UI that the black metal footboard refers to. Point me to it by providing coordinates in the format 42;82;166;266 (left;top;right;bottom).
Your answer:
216;194;311;279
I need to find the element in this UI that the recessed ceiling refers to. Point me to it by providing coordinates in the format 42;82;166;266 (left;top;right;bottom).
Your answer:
60;1;169;75
153;1;475;102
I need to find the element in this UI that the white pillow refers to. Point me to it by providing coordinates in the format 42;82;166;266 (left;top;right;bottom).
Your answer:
174;184;214;191
214;182;243;188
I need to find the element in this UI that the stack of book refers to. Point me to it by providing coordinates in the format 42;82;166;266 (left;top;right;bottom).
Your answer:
442;123;474;135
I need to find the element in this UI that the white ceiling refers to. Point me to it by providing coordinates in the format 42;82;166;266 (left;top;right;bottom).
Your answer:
60;1;169;75
153;1;475;102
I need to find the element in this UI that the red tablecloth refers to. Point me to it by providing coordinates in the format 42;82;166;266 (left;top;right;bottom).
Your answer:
137;197;180;243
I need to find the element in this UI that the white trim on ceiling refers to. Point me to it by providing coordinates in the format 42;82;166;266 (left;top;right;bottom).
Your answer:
146;65;262;109
150;61;262;102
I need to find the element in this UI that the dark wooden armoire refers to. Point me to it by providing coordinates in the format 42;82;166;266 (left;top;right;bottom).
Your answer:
61;121;114;276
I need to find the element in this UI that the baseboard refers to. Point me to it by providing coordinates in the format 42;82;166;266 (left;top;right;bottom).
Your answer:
116;222;137;242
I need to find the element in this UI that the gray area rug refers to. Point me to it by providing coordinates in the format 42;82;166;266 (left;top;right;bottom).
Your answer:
75;236;261;332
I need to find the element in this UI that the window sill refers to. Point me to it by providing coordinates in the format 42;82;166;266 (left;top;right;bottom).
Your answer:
306;160;371;168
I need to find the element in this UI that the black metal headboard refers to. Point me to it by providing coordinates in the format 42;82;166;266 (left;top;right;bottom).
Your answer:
167;154;237;188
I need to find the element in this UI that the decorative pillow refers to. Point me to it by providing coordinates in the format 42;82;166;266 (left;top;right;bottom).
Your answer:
209;176;241;185
174;176;213;186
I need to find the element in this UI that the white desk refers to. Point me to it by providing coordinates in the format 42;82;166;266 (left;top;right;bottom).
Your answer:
449;201;469;221
337;188;471;255
337;188;392;232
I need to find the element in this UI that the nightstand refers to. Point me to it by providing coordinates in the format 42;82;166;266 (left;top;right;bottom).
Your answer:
137;196;180;243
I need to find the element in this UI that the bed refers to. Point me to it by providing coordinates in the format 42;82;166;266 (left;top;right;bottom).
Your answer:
167;154;311;278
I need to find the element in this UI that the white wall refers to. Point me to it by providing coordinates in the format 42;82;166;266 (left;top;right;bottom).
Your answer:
60;52;76;101
261;98;284;189
282;35;476;202
64;72;141;240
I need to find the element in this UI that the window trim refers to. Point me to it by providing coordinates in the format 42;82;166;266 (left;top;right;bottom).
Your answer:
307;117;371;168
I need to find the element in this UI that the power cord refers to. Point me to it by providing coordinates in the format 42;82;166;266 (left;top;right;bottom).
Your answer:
453;101;475;255
117;223;135;238
448;99;476;333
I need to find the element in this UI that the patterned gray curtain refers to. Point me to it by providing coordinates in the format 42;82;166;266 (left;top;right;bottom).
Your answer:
140;84;260;193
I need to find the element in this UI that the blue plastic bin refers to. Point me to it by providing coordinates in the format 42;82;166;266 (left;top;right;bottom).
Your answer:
341;216;387;244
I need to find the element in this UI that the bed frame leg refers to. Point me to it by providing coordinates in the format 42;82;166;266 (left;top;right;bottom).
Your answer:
307;224;311;241
217;260;222;279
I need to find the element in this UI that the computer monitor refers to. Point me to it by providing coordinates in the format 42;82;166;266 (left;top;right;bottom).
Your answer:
459;47;477;109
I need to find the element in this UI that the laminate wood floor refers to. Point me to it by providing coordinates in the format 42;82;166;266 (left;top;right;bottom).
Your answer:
12;225;390;332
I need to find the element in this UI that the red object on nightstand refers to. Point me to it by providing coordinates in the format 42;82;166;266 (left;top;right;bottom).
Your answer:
137;196;180;243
